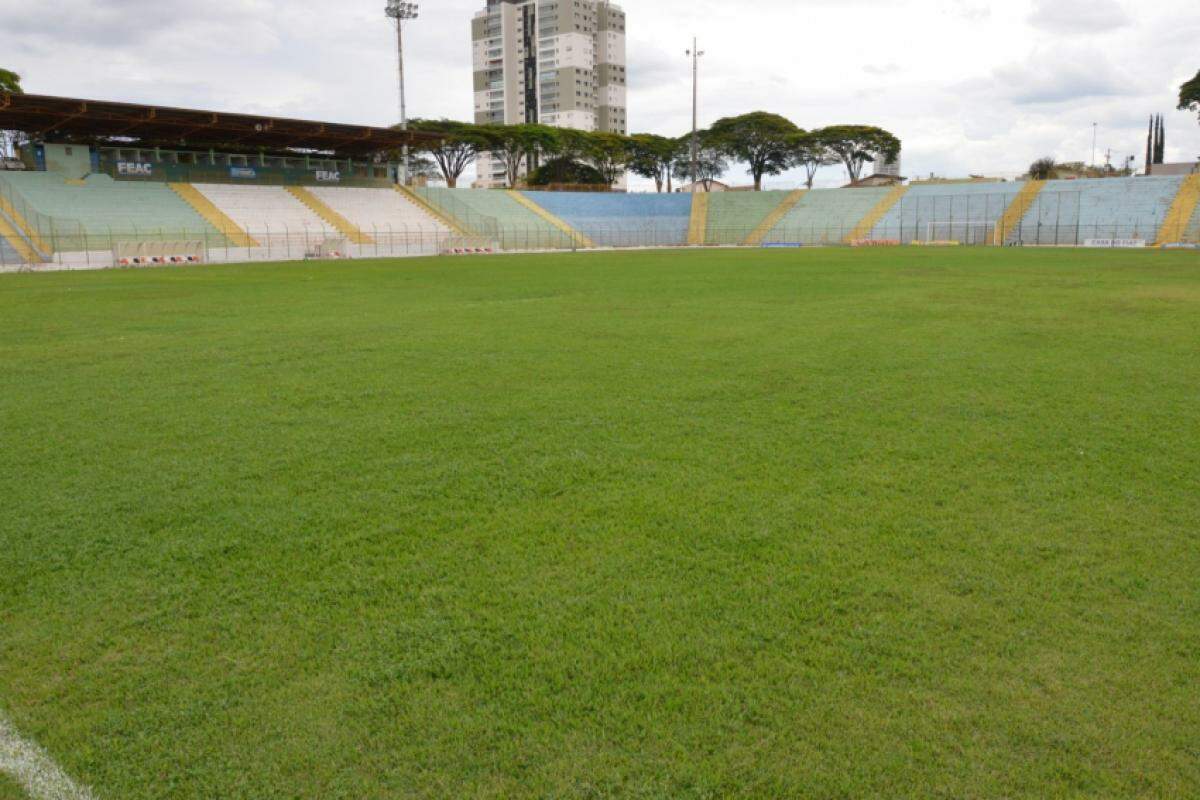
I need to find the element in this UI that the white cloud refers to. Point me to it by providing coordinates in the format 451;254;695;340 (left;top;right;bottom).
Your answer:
0;0;1197;189
1028;0;1131;34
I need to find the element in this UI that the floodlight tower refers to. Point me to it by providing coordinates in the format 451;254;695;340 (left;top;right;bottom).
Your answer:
685;39;705;193
385;0;419;184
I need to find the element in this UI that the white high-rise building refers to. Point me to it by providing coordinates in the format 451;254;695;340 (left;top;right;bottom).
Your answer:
471;0;627;188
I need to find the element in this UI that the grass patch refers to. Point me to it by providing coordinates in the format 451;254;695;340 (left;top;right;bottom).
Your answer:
0;773;27;800
2;247;1199;798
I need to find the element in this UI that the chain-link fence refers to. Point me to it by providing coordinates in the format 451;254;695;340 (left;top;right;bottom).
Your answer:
1;187;1196;272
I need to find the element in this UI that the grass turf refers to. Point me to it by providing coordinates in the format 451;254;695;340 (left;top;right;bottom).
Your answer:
1;247;1199;799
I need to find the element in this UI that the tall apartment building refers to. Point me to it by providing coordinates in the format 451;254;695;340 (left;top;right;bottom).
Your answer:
471;0;627;188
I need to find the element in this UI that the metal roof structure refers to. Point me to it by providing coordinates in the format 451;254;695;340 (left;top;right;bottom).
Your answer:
0;93;439;157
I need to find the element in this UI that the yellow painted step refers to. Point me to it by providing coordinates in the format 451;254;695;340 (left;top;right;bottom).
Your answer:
0;192;52;255
843;185;909;243
687;191;710;245
168;184;258;247
507;191;596;248
742;189;807;246
1155;174;1200;245
395;185;467;236
995;180;1046;244
0;212;40;263
286;186;372;244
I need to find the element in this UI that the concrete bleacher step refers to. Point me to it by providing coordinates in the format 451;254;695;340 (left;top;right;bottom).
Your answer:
846;185;909;243
1155;175;1200;245
522;192;693;248
743;190;806;246
399;185;470;236
997;181;1045;244
0;191;53;256
687;192;709;245
507;191;595;248
168;184;258;247
0;209;42;263
286;187;373;244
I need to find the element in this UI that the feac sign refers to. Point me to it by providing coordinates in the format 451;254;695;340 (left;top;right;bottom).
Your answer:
116;162;153;177
315;170;341;182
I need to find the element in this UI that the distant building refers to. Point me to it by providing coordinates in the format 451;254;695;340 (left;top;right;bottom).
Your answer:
874;153;901;178
471;0;627;188
1146;161;1200;176
846;173;905;188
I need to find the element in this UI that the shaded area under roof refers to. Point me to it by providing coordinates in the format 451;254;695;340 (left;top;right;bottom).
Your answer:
0;93;439;157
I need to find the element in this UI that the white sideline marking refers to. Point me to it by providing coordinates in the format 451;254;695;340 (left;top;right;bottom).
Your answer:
0;712;97;800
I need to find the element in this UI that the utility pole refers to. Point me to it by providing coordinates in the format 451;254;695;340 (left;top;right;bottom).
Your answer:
385;0;419;185
686;38;704;193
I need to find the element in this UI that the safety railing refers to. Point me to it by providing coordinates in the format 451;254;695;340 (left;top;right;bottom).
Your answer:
1;191;1196;272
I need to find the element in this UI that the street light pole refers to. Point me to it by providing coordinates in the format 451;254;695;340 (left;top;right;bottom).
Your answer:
686;38;704;193
385;0;419;185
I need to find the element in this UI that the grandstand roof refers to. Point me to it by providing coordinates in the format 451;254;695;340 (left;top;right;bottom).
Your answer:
0;93;438;157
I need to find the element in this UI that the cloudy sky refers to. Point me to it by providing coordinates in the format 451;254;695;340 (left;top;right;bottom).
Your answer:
2;0;1198;189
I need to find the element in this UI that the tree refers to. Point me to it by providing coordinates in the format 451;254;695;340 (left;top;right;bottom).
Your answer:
527;158;606;187
407;119;487;189
0;69;21;94
478;124;561;188
0;69;23;159
1029;157;1058;180
628;134;684;193
407;153;441;182
790;130;838;190
672;145;728;192
820;125;902;184
584;131;632;186
1180;70;1200;122
704;112;800;191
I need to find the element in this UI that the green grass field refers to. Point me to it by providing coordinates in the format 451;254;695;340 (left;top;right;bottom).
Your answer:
2;247;1199;799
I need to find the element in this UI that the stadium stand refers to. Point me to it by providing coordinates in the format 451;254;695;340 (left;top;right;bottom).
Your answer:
415;186;561;249
508;191;596;248
0;172;225;252
0;233;21;266
1014;176;1184;244
1187;193;1200;243
704;191;790;245
5;171;1200;270
192;184;327;239
767;187;893;244
869;181;1025;244
1155;174;1200;245
307;186;449;239
521;191;693;247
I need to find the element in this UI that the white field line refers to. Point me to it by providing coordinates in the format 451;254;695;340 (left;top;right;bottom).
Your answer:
0;712;97;800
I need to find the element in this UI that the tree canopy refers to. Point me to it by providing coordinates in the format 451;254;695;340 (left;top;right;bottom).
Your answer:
820;125;902;183
790;131;839;190
1180;70;1200;121
477;124;561;188
407;119;488;189
0;68;22;94
380;109;901;192
704;112;799;190
627;134;683;193
672;145;728;192
1028;157;1058;180
527;157;606;187
584;132;632;186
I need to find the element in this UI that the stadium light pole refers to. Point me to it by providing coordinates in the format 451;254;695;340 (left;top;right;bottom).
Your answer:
1091;122;1098;167
685;39;704;193
386;0;419;185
